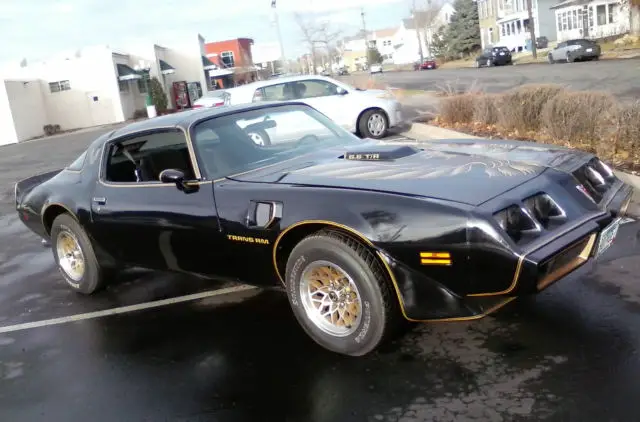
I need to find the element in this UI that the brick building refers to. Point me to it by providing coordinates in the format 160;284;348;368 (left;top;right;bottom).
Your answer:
204;38;259;88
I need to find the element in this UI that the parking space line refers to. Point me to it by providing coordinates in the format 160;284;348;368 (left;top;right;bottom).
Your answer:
0;284;258;334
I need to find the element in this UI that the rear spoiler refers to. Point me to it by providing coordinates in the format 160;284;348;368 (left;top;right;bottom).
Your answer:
14;168;62;207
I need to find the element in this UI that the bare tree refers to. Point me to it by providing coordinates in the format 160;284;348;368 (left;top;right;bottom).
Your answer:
410;0;445;61
294;12;342;74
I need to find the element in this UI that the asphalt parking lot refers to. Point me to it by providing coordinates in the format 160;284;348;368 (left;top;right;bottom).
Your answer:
379;58;640;102
2;126;640;421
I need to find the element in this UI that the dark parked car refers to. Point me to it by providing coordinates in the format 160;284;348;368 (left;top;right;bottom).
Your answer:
548;39;601;63
536;36;549;49
15;102;636;356
475;46;513;67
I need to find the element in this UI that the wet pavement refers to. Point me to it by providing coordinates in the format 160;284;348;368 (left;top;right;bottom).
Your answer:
1;127;640;421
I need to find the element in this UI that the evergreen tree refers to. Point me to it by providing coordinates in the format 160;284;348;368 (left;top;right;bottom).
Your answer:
430;25;449;59
367;47;383;64
444;0;481;57
149;77;168;114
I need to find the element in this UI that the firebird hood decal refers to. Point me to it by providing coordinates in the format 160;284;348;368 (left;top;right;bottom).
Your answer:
292;150;542;180
231;142;556;206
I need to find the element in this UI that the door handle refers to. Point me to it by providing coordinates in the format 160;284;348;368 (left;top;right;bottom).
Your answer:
93;197;107;206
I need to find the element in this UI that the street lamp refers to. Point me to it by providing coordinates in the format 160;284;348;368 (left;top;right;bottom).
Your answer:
134;60;157;118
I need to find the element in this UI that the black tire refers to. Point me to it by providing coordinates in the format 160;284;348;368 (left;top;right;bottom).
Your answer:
284;229;401;356
548;54;554;64
358;108;388;139
50;213;109;295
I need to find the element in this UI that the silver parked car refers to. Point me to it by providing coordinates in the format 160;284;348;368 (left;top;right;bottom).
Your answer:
548;39;601;63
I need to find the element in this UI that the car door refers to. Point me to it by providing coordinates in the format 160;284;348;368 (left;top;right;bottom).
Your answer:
290;79;354;129
553;42;568;60
88;128;231;278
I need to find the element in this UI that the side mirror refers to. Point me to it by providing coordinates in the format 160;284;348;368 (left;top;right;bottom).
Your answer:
159;168;194;192
336;87;348;95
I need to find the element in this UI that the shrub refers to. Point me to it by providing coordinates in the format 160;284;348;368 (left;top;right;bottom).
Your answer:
473;94;500;125
541;90;618;150
613;101;640;163
439;93;477;124
497;84;566;132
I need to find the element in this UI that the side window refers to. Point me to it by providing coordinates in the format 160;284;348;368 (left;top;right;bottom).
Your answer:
261;83;295;101
103;130;195;183
293;80;340;99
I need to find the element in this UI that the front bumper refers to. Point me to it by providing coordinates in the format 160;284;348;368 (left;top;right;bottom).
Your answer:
385;212;618;321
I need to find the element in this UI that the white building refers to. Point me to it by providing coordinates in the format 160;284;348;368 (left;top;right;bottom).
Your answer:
550;0;629;41
392;3;455;64
0;34;215;145
369;28;398;63
497;0;557;51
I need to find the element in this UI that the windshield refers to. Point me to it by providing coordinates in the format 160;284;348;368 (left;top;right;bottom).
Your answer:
192;103;364;180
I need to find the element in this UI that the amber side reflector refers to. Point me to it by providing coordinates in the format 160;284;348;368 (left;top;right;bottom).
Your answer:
420;252;451;266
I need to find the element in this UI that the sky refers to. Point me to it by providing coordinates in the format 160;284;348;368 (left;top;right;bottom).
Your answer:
0;0;416;65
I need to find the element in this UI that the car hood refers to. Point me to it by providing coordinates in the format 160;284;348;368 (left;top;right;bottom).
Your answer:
230;139;590;206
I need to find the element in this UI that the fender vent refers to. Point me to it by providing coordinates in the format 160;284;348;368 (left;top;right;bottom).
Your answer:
341;145;420;161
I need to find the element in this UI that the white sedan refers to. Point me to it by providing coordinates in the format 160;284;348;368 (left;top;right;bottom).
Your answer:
369;63;383;73
192;74;402;139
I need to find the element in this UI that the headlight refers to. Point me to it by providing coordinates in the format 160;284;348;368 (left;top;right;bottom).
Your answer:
494;205;541;243
522;193;566;229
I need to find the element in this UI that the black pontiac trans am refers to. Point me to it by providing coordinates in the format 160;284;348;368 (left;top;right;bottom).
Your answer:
14;101;636;356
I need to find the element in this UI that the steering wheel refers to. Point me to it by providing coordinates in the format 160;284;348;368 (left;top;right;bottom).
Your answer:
294;134;320;149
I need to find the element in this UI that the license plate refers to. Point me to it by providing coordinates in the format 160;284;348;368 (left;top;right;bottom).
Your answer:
596;218;621;257
499;52;505;55
586;48;593;52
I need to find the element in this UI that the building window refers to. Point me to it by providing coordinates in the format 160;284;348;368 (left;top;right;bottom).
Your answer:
577;9;582;28
608;3;617;23
49;80;71;93
137;79;148;94
221;51;235;67
568;11;573;29
596;4;606;25
557;13;562;32
119;80;129;93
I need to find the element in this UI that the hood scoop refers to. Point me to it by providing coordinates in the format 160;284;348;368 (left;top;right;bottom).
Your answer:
341;145;421;161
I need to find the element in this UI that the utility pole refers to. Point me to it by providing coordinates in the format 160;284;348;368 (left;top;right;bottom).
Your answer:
271;0;288;73
526;0;537;59
412;0;424;64
361;8;370;70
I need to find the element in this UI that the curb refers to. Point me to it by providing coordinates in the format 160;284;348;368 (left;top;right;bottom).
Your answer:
401;122;481;140
400;122;640;193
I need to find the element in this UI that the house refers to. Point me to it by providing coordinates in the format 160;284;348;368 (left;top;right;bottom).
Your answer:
423;3;456;53
204;38;260;88
0;34;216;145
477;0;501;48
369;28;399;63
550;0;629;41
393;3;455;64
496;0;557;52
338;32;370;71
